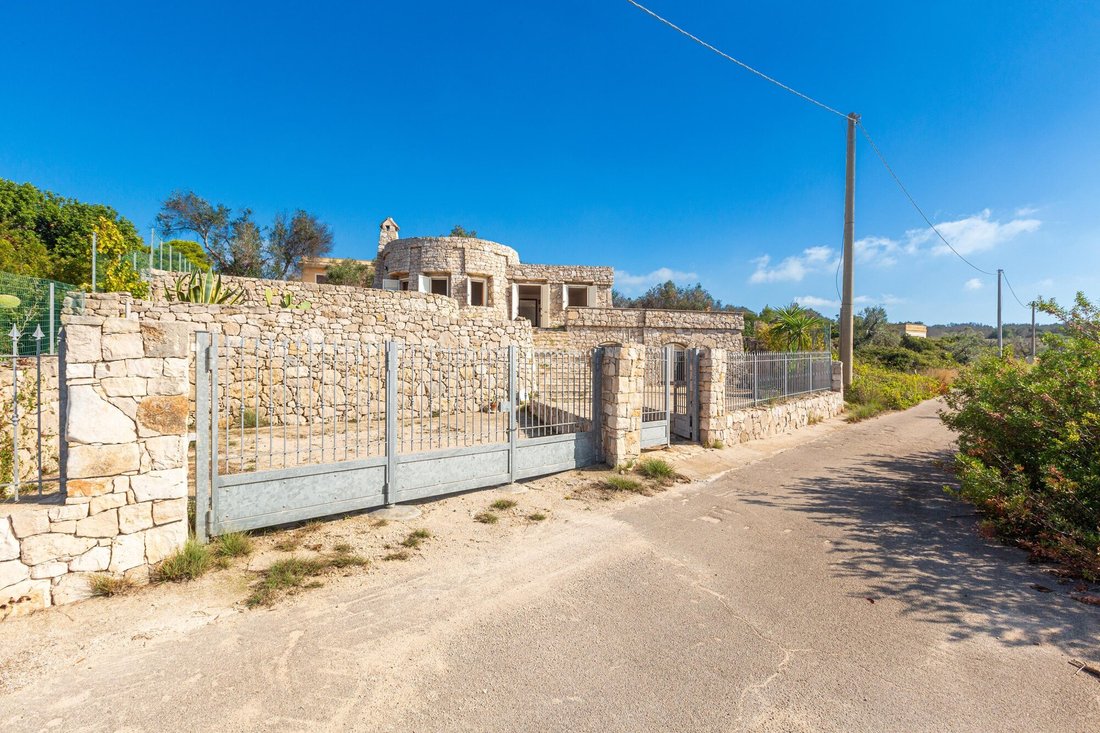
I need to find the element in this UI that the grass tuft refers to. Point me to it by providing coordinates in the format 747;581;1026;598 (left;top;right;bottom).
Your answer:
89;573;136;597
400;528;432;548
213;531;253;559
490;499;517;510
333;541;353;553
154;537;212;582
603;475;644;493
383;550;411;561
474;511;500;524
527;512;547;522
327;550;369;569
246;556;327;607
636;458;675;481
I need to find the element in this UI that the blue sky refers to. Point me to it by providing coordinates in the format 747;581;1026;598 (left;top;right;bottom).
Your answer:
3;1;1099;324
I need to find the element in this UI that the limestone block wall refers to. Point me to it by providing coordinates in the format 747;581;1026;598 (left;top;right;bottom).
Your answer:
102;278;533;352
600;344;644;467
0;317;190;619
560;308;745;350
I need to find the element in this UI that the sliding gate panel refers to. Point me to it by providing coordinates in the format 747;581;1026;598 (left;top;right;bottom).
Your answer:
195;334;602;540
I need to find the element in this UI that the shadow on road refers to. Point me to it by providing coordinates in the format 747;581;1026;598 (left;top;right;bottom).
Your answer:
743;436;1098;656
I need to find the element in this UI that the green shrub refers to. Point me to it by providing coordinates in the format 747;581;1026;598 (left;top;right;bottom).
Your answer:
844;361;945;420
942;294;1100;578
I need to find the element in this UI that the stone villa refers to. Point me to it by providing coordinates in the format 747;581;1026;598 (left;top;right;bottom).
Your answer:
300;217;744;349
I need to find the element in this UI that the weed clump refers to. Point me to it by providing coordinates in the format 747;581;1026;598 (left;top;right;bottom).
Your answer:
400;528;432;548
527;512;547;522
154;537;212;582
474;511;499;524
603;475;644;493
636;458;675;482
89;573;136;597
490;499;517;511
213;531;253;559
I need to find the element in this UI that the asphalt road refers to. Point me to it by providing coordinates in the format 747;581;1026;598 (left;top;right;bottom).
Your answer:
2;400;1097;731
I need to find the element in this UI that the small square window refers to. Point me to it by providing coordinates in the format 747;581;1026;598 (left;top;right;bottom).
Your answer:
315;274;328;284
430;278;449;296
567;285;589;307
399;279;410;291
470;280;486;306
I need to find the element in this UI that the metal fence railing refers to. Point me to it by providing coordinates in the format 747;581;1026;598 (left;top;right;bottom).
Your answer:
725;351;833;411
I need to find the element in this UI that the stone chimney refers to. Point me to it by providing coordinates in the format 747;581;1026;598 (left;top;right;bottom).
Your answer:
378;217;399;253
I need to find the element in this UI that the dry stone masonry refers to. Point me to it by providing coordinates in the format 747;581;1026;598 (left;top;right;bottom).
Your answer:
0;317;190;618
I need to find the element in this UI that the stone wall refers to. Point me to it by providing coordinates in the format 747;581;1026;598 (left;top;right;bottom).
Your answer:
550;307;745;350
1;317;190;618
92;279;533;351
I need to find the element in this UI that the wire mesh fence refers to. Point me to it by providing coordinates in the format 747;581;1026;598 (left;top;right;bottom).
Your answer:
0;272;84;356
725;351;833;411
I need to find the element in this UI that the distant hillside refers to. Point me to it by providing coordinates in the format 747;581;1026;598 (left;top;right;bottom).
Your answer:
926;322;1062;339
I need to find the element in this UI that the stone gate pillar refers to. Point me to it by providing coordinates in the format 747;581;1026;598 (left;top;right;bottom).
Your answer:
599;343;644;467
698;348;727;448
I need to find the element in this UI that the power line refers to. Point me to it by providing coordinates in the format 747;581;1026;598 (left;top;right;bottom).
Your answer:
624;0;848;119
857;121;997;277
1001;271;1031;310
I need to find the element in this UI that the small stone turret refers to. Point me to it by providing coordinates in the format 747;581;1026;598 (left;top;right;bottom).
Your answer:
378;217;399;253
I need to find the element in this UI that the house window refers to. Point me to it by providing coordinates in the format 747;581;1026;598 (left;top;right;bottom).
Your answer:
430;278;449;296
399;279;410;291
315;274;328;284
566;285;590;307
469;279;487;306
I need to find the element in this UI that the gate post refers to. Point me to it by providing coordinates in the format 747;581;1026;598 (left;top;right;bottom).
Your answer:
384;341;399;506
697;348;727;448
194;332;212;543
507;344;517;483
664;346;673;447
599;343;644;467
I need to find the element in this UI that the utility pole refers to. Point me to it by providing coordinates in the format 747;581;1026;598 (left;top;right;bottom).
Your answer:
997;268;1003;357
839;112;859;389
1030;302;1037;362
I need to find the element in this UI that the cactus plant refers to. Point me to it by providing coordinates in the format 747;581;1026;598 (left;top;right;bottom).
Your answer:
0;294;21;309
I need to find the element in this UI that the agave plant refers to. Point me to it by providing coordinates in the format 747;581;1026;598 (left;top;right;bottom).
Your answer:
165;272;246;305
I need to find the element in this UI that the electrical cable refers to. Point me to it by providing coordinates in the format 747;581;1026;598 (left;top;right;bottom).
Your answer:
624;0;848;119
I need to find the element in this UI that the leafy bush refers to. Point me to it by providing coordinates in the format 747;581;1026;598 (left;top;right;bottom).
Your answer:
844;361;946;422
941;293;1100;578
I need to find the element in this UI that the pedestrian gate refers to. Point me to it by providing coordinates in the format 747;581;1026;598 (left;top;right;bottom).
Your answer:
670;347;699;442
641;347;672;449
194;333;602;540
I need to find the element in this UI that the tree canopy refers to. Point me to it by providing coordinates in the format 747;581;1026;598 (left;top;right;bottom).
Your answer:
612;280;746;312
324;258;374;288
0;178;144;286
446;225;478;238
157;191;332;279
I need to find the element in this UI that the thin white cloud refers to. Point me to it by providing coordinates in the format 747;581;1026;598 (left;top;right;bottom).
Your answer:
749;246;838;284
1014;206;1040;217
906;209;1040;256
613;267;699;295
964;278;983;291
794;294;902;311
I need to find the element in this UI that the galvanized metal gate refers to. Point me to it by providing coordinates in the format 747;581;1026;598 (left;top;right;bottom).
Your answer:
641;346;671;449
670;347;699;442
194;332;601;540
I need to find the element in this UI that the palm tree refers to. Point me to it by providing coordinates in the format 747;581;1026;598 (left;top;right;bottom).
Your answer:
767;304;822;351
